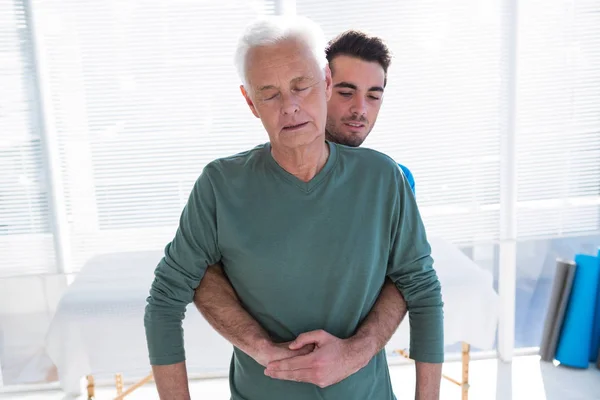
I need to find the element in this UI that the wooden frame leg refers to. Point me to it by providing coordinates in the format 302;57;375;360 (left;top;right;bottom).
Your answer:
113;373;154;400
462;342;470;400
116;373;124;396
395;341;471;400
87;372;153;400
86;375;95;400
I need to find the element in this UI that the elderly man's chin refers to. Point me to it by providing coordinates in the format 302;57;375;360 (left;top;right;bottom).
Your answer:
276;126;323;147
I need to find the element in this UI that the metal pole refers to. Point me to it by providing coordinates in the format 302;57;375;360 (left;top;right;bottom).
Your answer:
498;0;518;363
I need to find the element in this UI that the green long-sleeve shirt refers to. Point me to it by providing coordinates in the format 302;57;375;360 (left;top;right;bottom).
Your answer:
144;141;444;400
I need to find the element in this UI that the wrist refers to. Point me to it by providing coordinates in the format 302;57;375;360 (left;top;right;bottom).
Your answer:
248;336;273;365
346;333;379;370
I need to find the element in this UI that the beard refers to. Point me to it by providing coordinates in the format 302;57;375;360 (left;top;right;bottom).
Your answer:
325;129;365;147
325;115;370;147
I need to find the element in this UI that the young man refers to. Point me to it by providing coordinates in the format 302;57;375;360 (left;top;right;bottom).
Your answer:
145;17;443;400
324;30;415;193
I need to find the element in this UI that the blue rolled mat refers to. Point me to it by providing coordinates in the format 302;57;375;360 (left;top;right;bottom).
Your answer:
590;248;600;363
555;253;600;368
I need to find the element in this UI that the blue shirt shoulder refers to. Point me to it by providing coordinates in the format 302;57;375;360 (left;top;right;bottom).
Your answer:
398;164;416;195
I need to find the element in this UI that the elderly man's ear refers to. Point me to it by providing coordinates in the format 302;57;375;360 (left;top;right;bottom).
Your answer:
240;85;260;119
324;64;333;102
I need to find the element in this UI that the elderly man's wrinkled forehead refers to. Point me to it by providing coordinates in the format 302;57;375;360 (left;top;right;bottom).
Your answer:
244;38;325;93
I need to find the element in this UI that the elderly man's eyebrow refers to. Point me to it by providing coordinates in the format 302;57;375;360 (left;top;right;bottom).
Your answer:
257;77;313;92
291;75;316;85
257;84;278;92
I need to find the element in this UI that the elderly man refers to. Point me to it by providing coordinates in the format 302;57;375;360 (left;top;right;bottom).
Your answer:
144;16;444;400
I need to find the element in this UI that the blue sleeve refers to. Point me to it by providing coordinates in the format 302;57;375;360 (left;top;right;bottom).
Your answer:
398;164;416;195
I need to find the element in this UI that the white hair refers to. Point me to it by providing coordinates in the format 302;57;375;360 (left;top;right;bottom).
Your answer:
234;15;328;86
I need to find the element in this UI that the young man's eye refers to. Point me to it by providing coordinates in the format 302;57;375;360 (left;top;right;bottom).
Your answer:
338;92;352;97
369;95;381;100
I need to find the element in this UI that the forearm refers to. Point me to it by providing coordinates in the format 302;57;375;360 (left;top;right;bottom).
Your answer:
152;362;191;400
194;264;271;360
349;278;407;363
415;361;442;400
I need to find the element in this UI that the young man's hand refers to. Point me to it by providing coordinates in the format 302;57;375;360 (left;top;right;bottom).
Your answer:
253;339;315;367
264;329;371;388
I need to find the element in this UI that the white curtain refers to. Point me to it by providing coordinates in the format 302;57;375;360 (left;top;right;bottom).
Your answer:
2;0;600;275
299;0;600;244
30;0;276;273
298;0;507;245
0;0;55;277
516;0;600;239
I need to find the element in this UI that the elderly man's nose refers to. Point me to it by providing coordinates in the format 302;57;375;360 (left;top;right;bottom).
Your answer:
281;95;299;114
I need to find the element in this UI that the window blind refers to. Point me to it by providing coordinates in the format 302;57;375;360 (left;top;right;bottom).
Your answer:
0;0;55;277
297;0;507;245
20;0;600;275
516;0;600;239
31;0;276;272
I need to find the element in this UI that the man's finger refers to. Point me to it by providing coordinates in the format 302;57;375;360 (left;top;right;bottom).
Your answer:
289;330;326;350
264;367;314;384
266;352;316;372
294;343;315;356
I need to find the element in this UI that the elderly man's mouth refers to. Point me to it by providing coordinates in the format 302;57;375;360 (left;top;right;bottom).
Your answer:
283;122;309;131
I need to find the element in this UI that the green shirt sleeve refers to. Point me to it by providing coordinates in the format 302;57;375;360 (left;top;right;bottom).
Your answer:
144;165;222;365
386;168;444;363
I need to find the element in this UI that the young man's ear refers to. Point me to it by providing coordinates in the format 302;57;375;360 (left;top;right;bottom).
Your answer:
240;85;259;118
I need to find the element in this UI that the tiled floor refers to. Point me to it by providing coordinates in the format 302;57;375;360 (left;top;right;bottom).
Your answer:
2;355;599;400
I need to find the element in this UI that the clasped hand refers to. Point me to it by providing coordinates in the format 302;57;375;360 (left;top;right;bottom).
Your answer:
261;329;366;389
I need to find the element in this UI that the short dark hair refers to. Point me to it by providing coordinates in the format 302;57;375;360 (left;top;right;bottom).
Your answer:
325;30;392;86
